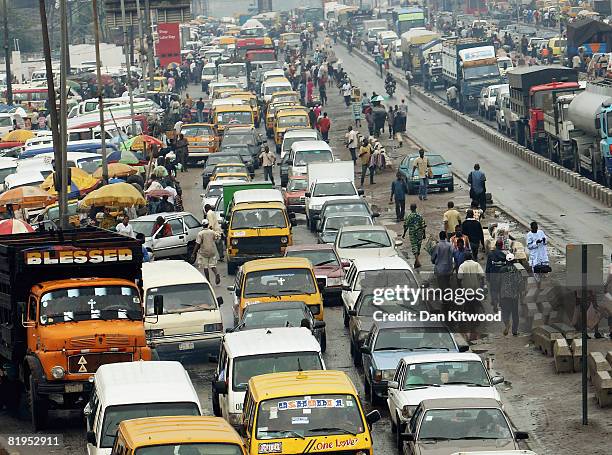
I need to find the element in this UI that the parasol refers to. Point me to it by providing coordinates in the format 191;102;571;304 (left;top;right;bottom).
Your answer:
0;219;35;235
80;183;146;208
93;162;137;179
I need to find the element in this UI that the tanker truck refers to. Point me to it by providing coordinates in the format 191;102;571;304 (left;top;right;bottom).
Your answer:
544;79;612;187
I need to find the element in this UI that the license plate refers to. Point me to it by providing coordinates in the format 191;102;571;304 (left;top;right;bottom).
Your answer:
65;383;83;393
179;341;195;351
429;179;437;185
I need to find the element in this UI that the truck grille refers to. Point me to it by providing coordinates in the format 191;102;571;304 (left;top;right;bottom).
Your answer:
236;236;283;255
68;352;133;374
67;334;131;349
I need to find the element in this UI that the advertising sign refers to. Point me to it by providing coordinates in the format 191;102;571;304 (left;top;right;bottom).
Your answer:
155;22;181;68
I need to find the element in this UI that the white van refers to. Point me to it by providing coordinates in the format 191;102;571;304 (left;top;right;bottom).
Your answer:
289;140;334;177
142;260;223;359
280;128;321;159
211;327;325;428
84;361;202;455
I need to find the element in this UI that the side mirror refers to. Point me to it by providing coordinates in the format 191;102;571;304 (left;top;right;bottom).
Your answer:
394;239;404;247
341;259;351;268
288;212;296;219
400;432;415;442
304;192;311;197
153;295;164;315
208;354;219;363
360;345;371;354
372;212;380;218
314;320;326;329
357;188;364;195
514;431;529;440
348;309;357;316
213;380;228;394
227;285;235;292
491;375;504;385
458;344;470;352
387;380;399;389
365;409;381;425
86;431;96;446
217;296;224;306
342;284;351;291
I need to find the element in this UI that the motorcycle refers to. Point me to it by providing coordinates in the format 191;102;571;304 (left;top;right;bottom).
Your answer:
385;81;396;97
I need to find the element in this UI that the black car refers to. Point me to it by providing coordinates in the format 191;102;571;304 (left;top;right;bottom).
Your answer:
201;153;244;188
230;301;326;352
222;126;264;160
314;198;380;232
219;144;257;174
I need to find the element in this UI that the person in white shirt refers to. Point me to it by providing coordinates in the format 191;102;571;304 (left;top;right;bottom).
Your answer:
341;80;352;107
345;125;359;163
174;120;183;135
526;221;549;282
163;185;178;205
116;215;135;238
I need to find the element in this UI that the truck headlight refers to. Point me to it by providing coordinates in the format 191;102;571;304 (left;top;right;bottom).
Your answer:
231;238;239;246
327;277;342;286
280;236;288;244
51;366;65;379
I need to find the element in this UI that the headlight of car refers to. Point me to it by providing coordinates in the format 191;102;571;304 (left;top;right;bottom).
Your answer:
146;329;164;338
231;239;239;246
51;366;65;379
442;172;452;178
280;236;288;244
327;277;342;286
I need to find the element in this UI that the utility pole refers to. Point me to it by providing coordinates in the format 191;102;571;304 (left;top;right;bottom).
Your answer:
59;0;69;229
120;0;137;135
136;0;145;85
2;0;12;105
144;0;155;91
92;0;108;184
39;0;64;228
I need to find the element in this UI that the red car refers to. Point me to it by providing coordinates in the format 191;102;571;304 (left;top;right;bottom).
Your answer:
284;244;348;303
282;175;307;214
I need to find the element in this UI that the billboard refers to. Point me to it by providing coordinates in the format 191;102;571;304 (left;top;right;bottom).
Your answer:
155;22;181;68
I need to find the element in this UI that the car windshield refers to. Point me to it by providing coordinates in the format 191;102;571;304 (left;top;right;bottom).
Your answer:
265;85;291;95
294;150;333;166
354;269;417;291
202;66;216;76
422;155;445;166
256;394;364;439
241;307;310;329
135;443;243;455
375;327;456;351
274;95;299;104
205;186;223;197
278;115;309;127
404;360;489;388
217;111;252;125
101;402;200;448
230;208;286;229
323;203;369;217
219;65;246;77
287;179;307;191
464;64;500;80
208;155;241;166
325;216;371;231
0;116;13;126
39;285;141;325
357;293;418;316
313;182;356;197
418;408;512;441
214;165;246;175
338;230;391;249
232;352;322;391
223;134;252;145
285;249;339;266
145;283;217;315
0;166;17;184
182;126;213;137
244;268;316;297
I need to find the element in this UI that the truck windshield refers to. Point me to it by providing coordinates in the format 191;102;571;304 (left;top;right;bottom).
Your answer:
217;111;252;125
145;283;217;315
233;352;322;391
101;402;200;448
293;150;333;166
464;64;499;80
607;112;612;136
244;268;317;297
39;285;141;324
231;208;286;229
256;394;364;439
219;65;246;78
313;182;356;197
135;443;243;455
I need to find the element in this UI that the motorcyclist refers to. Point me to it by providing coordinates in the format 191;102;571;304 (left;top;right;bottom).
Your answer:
385;72;396;95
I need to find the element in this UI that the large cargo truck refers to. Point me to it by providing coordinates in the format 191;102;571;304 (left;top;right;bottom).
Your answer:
400;29;439;83
0;228;154;430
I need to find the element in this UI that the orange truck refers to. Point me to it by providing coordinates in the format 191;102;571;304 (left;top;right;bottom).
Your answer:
0;228;155;430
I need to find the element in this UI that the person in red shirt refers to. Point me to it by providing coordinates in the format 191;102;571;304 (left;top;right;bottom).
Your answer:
152;216;172;238
317;112;331;142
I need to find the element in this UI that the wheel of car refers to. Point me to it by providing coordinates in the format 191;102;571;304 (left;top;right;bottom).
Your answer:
320;332;327;353
343;308;349;327
212;388;221;417
353;342;362;367
396;419;405;450
447;184;454;192
370;382;381;406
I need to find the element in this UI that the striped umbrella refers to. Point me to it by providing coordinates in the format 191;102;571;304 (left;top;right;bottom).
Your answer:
0;219;35;235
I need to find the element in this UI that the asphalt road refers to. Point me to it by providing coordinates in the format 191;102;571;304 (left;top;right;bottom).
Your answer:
334;43;612;262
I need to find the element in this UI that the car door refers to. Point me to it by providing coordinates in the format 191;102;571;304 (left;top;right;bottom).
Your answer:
183;213;203;242
388;361;406;425
218;348;231;419
362;328;375;383
150;217;188;258
341;263;355;313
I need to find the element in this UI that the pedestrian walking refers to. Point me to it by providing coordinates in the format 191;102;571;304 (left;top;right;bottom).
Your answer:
387;106;395;139
346;126;359;163
365;107;374;136
390;173;409;222
443;201;462;236
431;230;454;292
452;237;469;271
204;203;224;261
449;224;471;252
319;82;327;106
526;221;550;282
403;203;427;268
308;107;317;129
196;97;205;123
175;133;189;171
358;138;373;187
374;52;384;77
317;112;331;142
462;209;485;260
191;220;221;285
352;101;362;128
341;79;352;107
499;253;525;336
457;251;485;340
467;163;487;213
393;105;405;146
372;104;387;137
411;149;431;200
259;145;277;185
486;239;507;312
361;92;372;112
116;215;135;238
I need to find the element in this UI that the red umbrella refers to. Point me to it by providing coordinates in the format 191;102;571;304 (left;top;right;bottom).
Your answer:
0;219;35;235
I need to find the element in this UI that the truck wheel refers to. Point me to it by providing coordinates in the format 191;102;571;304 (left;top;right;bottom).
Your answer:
343;308;349;327
396;419;405;450
27;375;48;432
212;388;221;417
184;241;196;263
227;261;237;275
320;331;327;353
